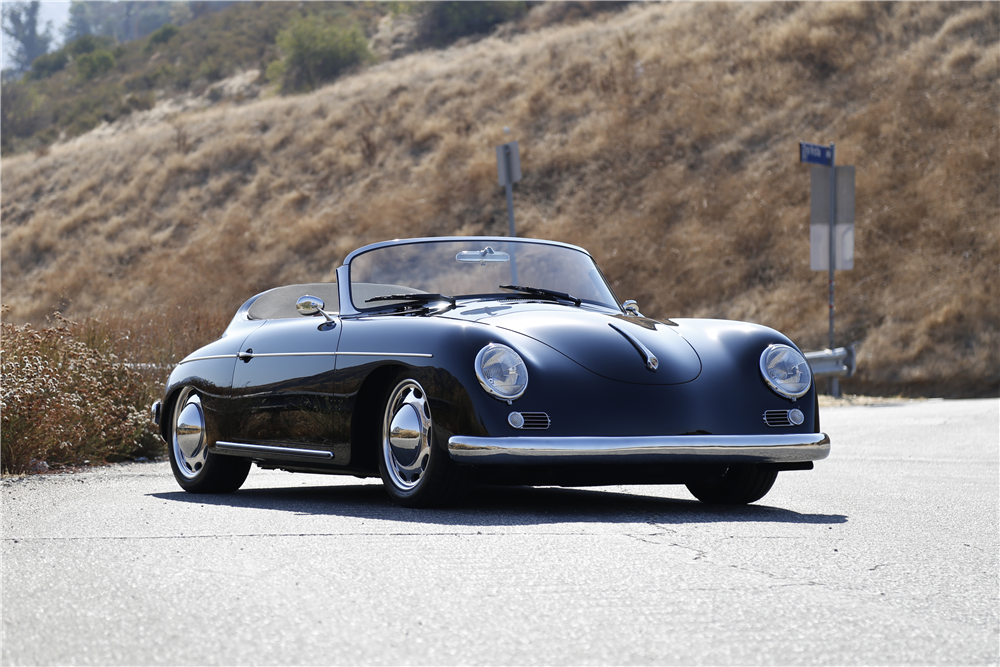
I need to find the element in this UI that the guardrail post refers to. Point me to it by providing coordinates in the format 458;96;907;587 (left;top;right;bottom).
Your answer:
804;345;857;385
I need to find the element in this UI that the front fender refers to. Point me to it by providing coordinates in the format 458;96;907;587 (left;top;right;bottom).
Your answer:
158;320;262;442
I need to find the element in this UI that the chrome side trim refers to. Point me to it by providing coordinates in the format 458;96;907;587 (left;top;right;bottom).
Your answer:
182;352;432;364
178;354;240;364
244;352;340;358
448;433;830;465
608;322;658;371
213;441;335;460
339;352;434;358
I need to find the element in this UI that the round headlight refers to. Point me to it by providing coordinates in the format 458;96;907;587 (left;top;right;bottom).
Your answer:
760;344;812;400
475;344;528;401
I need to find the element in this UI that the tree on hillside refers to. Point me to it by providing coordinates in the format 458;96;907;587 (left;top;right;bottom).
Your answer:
2;1;53;76
61;1;93;42
61;1;184;44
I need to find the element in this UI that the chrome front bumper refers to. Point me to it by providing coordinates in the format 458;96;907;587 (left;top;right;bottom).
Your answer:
448;433;830;465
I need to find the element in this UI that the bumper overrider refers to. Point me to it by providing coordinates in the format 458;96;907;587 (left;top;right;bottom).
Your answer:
448;432;830;465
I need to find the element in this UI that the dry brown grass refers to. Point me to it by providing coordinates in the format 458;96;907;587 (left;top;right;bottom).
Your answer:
2;2;997;397
0;312;158;473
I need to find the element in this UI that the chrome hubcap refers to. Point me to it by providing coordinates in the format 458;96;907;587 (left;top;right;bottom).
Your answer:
172;388;207;480
382;380;432;491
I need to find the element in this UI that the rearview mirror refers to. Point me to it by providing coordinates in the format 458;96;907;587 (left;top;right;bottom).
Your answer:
456;246;510;264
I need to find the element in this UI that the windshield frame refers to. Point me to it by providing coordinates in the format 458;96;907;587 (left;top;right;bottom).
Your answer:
341;237;623;316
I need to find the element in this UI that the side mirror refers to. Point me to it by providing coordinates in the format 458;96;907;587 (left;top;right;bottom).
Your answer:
296;295;324;316
622;300;643;317
297;295;335;323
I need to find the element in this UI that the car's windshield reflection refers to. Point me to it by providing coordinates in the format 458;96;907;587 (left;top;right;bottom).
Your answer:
348;238;619;311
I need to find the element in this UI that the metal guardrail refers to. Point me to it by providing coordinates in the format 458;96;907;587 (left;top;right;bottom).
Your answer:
805;345;857;379
125;363;169;371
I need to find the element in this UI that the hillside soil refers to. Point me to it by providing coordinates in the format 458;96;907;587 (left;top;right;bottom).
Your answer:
1;2;997;397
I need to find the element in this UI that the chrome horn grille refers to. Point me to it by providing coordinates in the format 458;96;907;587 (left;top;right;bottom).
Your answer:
508;412;551;430
763;409;805;428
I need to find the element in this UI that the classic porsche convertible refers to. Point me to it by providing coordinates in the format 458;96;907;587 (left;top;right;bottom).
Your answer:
152;236;829;507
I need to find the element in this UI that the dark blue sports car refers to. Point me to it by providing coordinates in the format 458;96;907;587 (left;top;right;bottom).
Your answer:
153;237;829;506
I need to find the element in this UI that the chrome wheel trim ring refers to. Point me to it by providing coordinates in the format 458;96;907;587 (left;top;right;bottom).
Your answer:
382;380;433;491
172;387;208;480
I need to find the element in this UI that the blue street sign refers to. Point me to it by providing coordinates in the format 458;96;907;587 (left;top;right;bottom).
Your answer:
800;141;833;166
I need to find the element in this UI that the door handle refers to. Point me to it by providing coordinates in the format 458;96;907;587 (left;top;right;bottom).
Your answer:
238;348;253;362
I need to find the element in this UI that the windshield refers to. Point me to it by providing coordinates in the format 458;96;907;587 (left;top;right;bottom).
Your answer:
348;239;620;312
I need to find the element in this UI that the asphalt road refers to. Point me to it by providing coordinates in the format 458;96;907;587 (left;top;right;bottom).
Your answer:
3;398;998;666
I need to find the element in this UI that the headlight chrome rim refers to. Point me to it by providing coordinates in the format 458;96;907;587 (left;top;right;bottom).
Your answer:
475;343;528;402
759;344;812;400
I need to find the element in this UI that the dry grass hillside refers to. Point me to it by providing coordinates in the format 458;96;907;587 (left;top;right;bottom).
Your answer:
2;2;998;397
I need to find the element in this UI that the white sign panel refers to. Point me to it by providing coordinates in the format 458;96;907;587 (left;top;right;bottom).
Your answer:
810;166;855;225
810;224;854;270
810;165;855;271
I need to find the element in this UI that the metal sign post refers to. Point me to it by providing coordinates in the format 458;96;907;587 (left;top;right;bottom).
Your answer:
496;140;522;284
800;141;855;397
496;140;521;237
826;144;836;398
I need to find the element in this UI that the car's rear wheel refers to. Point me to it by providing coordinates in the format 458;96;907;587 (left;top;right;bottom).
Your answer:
168;386;250;493
685;465;778;505
378;375;468;507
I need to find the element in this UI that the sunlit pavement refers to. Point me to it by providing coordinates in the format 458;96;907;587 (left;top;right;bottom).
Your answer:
3;398;997;666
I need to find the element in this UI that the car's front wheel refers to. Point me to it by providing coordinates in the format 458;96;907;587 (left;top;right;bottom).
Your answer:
378;375;468;507
168;386;250;493
685;465;778;505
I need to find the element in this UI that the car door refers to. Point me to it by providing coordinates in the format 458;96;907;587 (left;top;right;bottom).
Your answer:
228;316;348;462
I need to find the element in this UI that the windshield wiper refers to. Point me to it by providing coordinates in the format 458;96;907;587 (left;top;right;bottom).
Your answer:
499;284;582;307
365;293;456;311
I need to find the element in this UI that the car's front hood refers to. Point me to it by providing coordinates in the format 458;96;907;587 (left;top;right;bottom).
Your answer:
479;308;702;385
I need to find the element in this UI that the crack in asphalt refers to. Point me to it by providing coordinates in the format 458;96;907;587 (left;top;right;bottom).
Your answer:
3;532;617;542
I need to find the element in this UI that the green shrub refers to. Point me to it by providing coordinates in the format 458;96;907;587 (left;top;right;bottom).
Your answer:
0;79;44;154
1;315;156;475
416;1;526;47
76;49;116;80
51;84;128;135
28;50;68;80
197;57;223;83
67;33;114;57
125;90;156;112
147;23;179;48
124;64;173;91
270;17;373;93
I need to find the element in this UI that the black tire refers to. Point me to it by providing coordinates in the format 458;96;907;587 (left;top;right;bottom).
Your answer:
685;465;778;505
377;374;469;507
167;387;250;493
